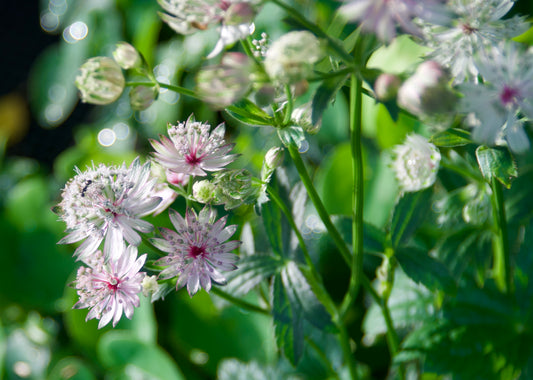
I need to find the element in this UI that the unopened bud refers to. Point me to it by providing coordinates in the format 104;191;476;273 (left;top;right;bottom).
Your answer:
397;61;456;116
224;2;255;26
264;31;322;84
130;85;159;110
212;169;254;209
113;42;142;70
374;73;401;101
392;134;441;192
142;275;159;298
75;57;125;105
264;147;284;170
291;103;321;134
193;180;216;203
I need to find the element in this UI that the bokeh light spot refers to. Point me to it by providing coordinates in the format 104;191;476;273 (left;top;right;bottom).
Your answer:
98;128;116;147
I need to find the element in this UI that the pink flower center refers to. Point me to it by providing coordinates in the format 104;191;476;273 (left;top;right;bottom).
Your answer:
500;85;519;107
106;277;120;292
189;245;206;258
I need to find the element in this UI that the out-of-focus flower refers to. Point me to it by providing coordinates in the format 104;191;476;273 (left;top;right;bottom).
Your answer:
113;42;142;70
291;103;321;134
75;57;125;105
150;115;238;177
374;73;402;101
397;60;456;116
129;85;159;110
193;180;216;203
166;170;190;186
422;0;528;83
264;31;322;84
197;52;252;109
57;158;161;261
151;207;240;296
157;0;256;58
339;0;450;42
458;42;533;153
141;275;160;298
392;134;441;192
73;245;146;329
212;169;255;209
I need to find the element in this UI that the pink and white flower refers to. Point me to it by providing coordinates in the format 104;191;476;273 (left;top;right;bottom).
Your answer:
73;245;146;329
150;115;238;178
57;158;161;261
151;207;240;296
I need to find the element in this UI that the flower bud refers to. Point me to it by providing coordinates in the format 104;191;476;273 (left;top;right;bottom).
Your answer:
113;42;142;70
264;147;284;170
374;73;401;101
212;169;254;209
291;103;321;134
193;180;216;203
197;52;252;108
264;31;322;84
75;57;125;105
141;275;159;298
397;61;456;116
392;134;441;192
129;85;159;110
224;2;255;26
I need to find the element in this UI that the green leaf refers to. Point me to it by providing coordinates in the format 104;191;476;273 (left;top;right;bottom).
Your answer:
475;146;517;188
225;255;284;296
261;196;284;256
396;247;457;294
226;99;275;126
430;128;472;147
389;188;433;248
97;331;185;380
311;75;348;126
281;261;335;332
272;274;304;365
277;126;306;150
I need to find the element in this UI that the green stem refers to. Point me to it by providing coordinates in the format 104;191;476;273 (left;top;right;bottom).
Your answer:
287;145;352;264
490;177;512;293
269;0;353;64
340;74;364;315
283;85;293;126
210;287;271;316
126;81;198;99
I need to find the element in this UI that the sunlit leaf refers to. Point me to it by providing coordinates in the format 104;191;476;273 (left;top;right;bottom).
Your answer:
475;146;517;188
430;128;472;147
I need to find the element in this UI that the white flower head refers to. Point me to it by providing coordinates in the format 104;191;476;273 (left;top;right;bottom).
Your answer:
75;57;125;105
157;0;256;58
264;31;322;84
392;134;441;192
151;207;240;296
458;42;533;153
339;0;450;42
73;245;146;329
150;115;238;178
57;158;162;261
422;0;529;83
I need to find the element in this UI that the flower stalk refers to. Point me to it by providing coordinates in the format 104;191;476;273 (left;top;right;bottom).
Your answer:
490;177;512;293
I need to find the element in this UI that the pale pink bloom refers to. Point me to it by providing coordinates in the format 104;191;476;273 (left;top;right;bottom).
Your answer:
57;158;161;261
73;245;146;329
151;207;240;296
150;115;238;178
339;0;449;42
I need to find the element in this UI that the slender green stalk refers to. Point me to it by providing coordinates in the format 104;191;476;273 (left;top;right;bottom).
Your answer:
126;81;198;99
283;85;294;126
340;74;364;315
210;287;271;316
490;177;512;293
287;145;352;264
269;0;354;64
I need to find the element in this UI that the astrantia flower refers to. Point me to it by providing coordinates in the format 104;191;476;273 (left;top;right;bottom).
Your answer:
458;42;533;153
75;57;125;105
392;134;441;192
151;207;240;296
422;0;529;83
339;0;449;42
73;245;146;329
57;158;162;261
150;115;238;177
157;0;256;58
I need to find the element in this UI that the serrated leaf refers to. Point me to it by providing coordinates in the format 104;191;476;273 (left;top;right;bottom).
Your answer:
272;274;304;365
430;128;472;147
475;146;517;188
278;126;306;150
225;255;284;296
389;188;433;248
261;196;284;256
226;99;275;126
311;75;348;126
282;261;335;331
396;247;457;294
